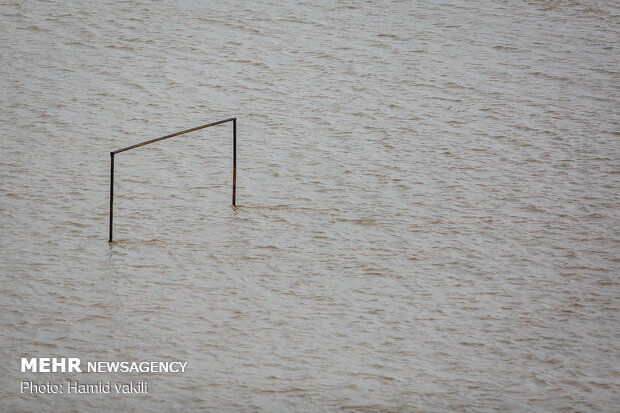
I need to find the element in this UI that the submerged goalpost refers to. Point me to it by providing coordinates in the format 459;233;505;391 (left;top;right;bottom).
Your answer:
108;117;237;242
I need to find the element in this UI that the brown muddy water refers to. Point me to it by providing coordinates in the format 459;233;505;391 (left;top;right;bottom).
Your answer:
1;0;619;411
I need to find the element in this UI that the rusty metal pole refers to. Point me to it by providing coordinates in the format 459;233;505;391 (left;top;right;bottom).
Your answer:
108;118;237;241
109;152;114;242
233;118;236;207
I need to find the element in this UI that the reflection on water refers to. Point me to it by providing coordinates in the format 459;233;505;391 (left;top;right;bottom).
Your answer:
1;0;618;411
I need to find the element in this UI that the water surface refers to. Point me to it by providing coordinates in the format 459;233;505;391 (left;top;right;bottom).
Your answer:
1;0;618;411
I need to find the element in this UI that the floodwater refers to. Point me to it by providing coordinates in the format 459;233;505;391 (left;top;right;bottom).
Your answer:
1;0;618;411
